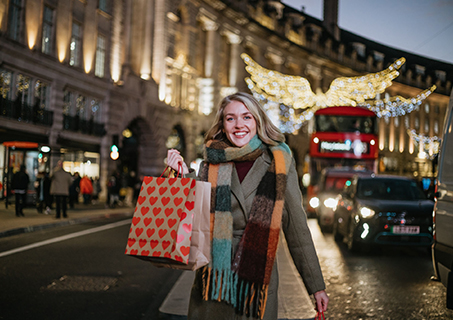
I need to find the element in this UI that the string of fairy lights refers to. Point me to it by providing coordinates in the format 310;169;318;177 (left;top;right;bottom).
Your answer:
242;53;441;157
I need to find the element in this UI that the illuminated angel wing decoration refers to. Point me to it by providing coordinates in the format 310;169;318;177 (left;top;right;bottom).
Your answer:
242;53;406;109
242;53;318;109
358;85;437;118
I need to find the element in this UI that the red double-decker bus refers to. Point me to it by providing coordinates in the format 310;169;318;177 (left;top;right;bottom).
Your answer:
305;106;379;215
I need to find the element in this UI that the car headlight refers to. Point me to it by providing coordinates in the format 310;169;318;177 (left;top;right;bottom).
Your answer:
324;198;338;209
309;197;319;209
359;206;375;218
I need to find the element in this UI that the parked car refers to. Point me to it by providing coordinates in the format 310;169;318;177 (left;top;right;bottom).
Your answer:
333;175;434;252
316;167;372;232
432;88;453;309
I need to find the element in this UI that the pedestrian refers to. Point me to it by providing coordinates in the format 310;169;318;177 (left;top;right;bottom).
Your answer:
80;175;93;205
91;177;101;204
35;172;52;214
50;161;73;219
166;92;329;319
69;172;80;208
11;165;30;217
107;171;120;208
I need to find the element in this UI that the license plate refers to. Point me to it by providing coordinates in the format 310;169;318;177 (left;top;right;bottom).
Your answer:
392;226;420;234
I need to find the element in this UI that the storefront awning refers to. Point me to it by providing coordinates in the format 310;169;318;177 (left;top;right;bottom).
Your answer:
3;141;39;148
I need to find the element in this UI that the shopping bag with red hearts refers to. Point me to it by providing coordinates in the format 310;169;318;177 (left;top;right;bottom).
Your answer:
125;171;198;266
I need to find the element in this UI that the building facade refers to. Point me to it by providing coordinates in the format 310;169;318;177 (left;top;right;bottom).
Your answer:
1;0;451;200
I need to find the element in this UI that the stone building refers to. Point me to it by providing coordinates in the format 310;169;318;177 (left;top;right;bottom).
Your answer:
1;0;452;200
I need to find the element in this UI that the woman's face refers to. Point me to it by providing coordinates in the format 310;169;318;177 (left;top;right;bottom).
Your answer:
223;101;257;147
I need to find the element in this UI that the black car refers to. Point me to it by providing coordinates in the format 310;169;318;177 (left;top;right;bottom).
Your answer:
333;175;434;251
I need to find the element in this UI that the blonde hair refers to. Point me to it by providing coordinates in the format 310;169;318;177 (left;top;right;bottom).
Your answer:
205;92;285;146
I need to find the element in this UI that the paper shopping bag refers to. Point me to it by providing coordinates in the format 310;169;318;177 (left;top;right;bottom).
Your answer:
142;180;212;271
186;180;211;270
125;174;197;266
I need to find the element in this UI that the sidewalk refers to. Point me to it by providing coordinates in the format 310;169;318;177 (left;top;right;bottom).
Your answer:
0;201;134;238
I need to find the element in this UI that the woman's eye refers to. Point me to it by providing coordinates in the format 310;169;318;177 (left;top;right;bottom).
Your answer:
244;115;251;120
226;117;233;121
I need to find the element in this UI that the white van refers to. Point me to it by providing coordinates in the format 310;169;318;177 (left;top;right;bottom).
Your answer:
432;88;453;309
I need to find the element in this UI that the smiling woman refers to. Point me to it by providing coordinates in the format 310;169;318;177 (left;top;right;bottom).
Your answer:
166;92;329;320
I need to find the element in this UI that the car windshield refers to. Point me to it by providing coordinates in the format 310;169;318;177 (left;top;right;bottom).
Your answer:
357;178;427;201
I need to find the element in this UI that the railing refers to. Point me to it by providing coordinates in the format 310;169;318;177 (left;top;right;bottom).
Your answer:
63;114;106;137
0;97;54;126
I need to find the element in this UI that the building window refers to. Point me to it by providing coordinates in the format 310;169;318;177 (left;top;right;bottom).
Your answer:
15;73;31;105
76;94;86;119
69;22;82;67
63;90;73;115
8;0;22;41
434;120;439;134
435;70;446;83
404;115;409;129
415;117;419;129
352;43;366;58
90;99;101;121
425;104;429;114
415;65;425;76
34;80;49;110
98;0;108;12
424;121;429;133
0;69;12;99
95;35;105;78
41;6;54;54
394;117;399;127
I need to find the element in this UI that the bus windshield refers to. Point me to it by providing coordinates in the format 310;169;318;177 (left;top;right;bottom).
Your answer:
315;115;376;134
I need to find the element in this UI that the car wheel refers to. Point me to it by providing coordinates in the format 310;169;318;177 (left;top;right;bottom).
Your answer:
333;217;343;242
347;222;361;252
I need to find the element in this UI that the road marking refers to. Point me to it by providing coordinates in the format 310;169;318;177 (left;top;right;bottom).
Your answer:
0;219;131;258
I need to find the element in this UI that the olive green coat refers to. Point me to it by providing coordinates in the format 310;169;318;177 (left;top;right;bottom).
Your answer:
188;148;326;320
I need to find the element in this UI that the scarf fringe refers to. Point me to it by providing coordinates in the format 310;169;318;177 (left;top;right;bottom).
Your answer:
201;266;269;319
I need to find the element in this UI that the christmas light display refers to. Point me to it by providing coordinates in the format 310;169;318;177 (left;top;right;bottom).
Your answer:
242;53;405;109
407;129;440;159
358;85;436;119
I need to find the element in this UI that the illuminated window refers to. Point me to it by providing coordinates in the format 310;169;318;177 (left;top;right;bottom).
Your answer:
404;115;409;128
394;117;399;127
69;22;81;67
434;120;439;134
0;69;12;99
76;94;86;119
95;35;106;78
90;99;101;121
15;74;31;105
41;6;54;54
424;121;429;133
8;0;22;41
63;90;73;116
34;80;49;110
424;104;429;114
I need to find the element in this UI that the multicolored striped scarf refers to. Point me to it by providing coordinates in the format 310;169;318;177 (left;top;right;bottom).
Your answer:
198;135;292;319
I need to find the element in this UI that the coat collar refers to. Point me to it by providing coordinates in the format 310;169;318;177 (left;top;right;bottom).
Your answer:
231;148;272;217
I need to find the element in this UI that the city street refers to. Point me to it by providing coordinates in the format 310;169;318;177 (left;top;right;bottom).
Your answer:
310;219;453;320
1;215;453;320
0;216;183;320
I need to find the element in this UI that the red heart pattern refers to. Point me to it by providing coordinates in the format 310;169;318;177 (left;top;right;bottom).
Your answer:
125;176;199;264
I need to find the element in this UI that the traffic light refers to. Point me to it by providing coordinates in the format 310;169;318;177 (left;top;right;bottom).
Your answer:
110;134;119;160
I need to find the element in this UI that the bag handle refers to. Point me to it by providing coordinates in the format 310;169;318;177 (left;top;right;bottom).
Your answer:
315;311;326;320
159;163;184;178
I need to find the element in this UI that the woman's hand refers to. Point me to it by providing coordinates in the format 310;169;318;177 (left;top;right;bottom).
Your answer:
166;149;189;174
313;290;329;313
